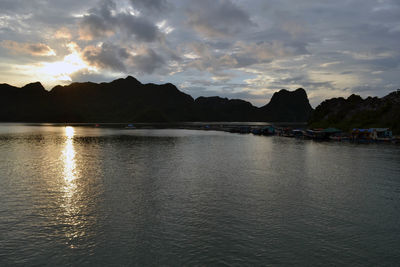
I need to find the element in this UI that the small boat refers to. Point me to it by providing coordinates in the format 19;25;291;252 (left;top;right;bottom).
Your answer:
304;129;325;140
239;126;251;134
392;136;400;144
281;128;294;137
292;129;305;138
251;128;262;135
125;124;135;129
261;125;275;135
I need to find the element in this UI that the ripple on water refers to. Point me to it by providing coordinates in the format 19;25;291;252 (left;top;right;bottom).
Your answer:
0;125;400;266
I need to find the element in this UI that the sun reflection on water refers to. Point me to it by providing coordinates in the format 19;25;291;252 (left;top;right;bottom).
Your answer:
61;126;83;248
63;126;76;183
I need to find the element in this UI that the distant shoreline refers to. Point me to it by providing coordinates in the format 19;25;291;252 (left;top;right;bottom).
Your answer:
0;121;307;129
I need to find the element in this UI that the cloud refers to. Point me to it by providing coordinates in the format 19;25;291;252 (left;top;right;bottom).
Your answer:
183;40;307;76
129;0;169;12
117;14;160;42
55;27;73;39
0;0;400;107
78;0;116;40
69;70;119;84
79;14;114;40
81;43;165;74
82;43;127;72
186;0;255;38
129;47;165;74
78;0;161;42
1;40;56;56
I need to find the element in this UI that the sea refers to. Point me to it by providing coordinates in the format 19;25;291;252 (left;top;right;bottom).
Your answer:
0;124;399;266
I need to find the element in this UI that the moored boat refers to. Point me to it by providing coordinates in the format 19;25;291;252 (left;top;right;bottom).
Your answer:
125;124;135;129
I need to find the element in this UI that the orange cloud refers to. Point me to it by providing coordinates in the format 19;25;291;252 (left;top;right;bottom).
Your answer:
1;40;56;56
55;27;72;39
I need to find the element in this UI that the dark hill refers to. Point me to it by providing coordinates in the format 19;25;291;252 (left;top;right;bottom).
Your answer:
0;76;313;123
48;76;195;122
0;82;49;122
194;96;259;121
259;88;313;122
309;90;400;133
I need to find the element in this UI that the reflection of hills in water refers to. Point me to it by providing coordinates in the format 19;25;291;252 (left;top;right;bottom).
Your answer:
0;76;313;123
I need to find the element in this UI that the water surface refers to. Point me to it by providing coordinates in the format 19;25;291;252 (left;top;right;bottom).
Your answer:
0;124;399;266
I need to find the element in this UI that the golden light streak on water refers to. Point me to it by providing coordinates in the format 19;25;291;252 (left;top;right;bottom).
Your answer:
61;126;83;248
63;126;76;183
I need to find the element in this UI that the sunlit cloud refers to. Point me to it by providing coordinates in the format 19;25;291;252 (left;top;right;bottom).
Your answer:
1;40;56;56
55;27;73;39
0;0;399;105
156;20;174;34
37;43;96;82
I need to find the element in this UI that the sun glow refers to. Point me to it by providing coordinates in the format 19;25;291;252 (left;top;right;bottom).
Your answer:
38;43;96;82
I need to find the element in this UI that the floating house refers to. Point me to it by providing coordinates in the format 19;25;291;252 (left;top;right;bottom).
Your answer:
351;128;392;142
281;128;295;137
304;129;326;139
305;127;342;140
292;129;305;138
372;128;392;141
329;132;350;141
261;125;275;135
251;128;262;135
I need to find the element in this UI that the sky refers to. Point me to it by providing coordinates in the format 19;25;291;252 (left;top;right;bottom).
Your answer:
0;0;399;107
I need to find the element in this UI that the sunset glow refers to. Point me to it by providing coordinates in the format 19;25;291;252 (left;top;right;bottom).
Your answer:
0;0;399;105
38;44;95;82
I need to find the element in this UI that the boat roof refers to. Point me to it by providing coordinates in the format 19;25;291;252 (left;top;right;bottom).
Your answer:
322;127;342;133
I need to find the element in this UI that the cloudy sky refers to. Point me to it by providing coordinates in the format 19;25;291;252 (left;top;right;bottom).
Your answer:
0;0;399;106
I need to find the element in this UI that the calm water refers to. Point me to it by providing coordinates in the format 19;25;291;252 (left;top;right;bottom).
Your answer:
0;124;399;266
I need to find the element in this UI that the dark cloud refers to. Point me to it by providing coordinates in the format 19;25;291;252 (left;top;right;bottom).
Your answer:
83;43;127;72
80;13;114;40
186;0;255;38
129;0;169;12
129;47;165;74
117;14;160;42
79;0;161;42
0;0;399;106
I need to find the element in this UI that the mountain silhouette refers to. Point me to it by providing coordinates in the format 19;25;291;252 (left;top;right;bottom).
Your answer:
0;76;313;123
309;90;400;133
260;88;313;122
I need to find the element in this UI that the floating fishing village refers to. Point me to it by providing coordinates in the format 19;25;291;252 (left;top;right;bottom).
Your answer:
88;122;400;144
223;125;399;143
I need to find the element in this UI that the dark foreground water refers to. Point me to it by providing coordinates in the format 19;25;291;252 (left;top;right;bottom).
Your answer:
0;124;399;266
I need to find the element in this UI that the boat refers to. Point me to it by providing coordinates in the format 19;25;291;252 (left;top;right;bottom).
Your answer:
373;128;392;142
251;128;262;135
329;133;350;141
392;136;400;144
239;126;251;134
304;129;326;140
280;128;294;137
261;125;275;136
292;129;305;138
125;124;135;129
351;128;392;142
